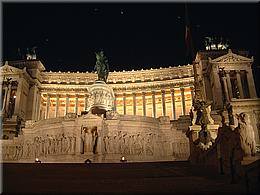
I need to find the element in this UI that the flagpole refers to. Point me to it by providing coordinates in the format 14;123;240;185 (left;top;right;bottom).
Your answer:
184;3;203;102
184;3;195;63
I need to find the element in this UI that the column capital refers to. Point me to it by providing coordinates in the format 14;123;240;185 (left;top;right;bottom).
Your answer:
161;89;166;94
142;91;146;96
225;70;231;74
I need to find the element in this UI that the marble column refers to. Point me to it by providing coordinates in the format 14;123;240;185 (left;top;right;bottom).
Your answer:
75;94;79;115
213;66;224;109
152;91;156;118
221;76;230;102
34;90;39;120
85;94;88;111
226;71;233;100
5;82;12;115
161;90;166;116
114;93;117;112
170;88;176;120
235;70;244;99
190;86;194;103
133;92;136;115
65;95;69;115
180;87;186;115
123;93;126;115
55;95;59;118
45;94;50;119
13;78;25;116
246;68;257;98
142;92;146;116
2;86;8;111
30;85;38;120
35;93;41;120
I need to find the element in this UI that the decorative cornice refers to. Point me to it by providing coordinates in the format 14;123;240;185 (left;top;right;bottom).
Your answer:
41;65;194;85
0;64;22;74
209;49;253;63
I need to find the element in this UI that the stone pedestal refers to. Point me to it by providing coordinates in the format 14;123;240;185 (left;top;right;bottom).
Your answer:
206;124;219;139
87;81;115;115
188;125;201;142
188;124;219;142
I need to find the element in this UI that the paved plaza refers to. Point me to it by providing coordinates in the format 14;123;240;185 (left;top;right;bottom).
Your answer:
3;161;259;194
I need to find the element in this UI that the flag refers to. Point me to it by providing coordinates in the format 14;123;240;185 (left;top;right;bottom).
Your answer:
184;4;195;64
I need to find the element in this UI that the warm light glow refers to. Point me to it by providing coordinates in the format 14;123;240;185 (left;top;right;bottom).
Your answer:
35;158;41;163
120;156;127;162
13;95;16;99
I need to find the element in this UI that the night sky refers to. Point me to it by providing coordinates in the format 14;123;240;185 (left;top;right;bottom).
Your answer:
2;3;259;72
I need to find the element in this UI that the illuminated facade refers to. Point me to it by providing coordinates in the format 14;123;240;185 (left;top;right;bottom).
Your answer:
1;60;194;139
1;49;259;158
40;65;194;121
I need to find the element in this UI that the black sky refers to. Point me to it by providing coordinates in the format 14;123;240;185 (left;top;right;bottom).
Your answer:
2;2;259;72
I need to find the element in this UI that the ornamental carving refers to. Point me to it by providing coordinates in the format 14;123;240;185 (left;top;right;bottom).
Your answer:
87;81;115;112
210;49;253;64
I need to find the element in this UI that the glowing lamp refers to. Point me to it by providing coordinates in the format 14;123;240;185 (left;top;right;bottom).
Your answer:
35;158;41;163
84;159;92;164
120;156;127;163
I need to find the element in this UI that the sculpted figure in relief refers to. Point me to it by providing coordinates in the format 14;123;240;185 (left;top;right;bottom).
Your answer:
235;113;256;156
103;136;110;153
84;127;93;153
92;127;99;154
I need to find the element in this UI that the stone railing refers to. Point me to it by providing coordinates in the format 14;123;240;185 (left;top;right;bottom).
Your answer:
41;65;194;85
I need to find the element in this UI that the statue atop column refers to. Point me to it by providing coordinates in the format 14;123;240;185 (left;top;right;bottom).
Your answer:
94;51;109;83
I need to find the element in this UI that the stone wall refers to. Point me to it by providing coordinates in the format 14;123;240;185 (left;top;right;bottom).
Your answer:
1;112;190;163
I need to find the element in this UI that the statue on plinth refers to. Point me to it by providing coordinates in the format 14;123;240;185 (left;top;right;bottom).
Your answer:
81;126;99;154
94;50;109;83
87;51;114;114
191;100;214;125
235;113;256;156
195;123;215;150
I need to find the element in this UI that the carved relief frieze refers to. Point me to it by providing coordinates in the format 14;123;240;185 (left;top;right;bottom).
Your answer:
210;49;253;64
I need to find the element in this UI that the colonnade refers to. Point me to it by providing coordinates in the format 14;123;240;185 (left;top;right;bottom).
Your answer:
221;69;257;102
113;86;193;120
42;86;194;120
44;94;88;119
